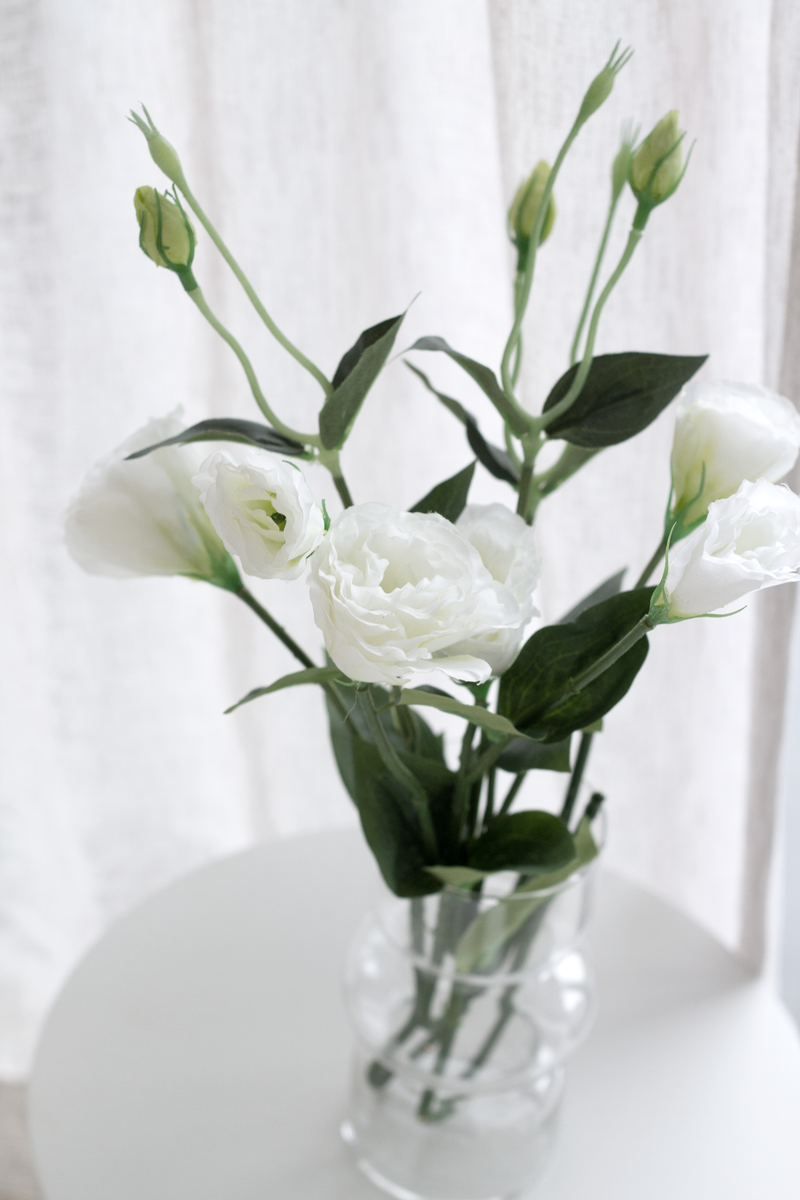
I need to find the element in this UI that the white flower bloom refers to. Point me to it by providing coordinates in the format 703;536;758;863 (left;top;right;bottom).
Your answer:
456;503;540;674
65;409;238;587
662;479;800;618
194;450;324;581
308;503;524;686
671;380;800;526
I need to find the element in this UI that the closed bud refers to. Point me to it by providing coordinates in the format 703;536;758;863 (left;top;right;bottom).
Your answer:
134;186;196;271
631;110;685;205
611;127;637;203
508;161;556;245
129;106;187;190
578;67;615;123
576;43;632;125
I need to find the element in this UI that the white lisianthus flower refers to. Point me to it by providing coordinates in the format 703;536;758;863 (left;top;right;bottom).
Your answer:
308;503;524;686
671;380;800;527
455;503;540;674
661;479;800;619
194;450;324;581
65;409;239;589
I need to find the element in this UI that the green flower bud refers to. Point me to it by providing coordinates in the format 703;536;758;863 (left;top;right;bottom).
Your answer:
128;106;187;190
508;161;556;245
577;43;633;125
134;186;196;270
631;110;686;205
611;125;637;203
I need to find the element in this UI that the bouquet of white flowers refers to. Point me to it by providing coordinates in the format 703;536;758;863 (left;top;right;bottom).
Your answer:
64;43;800;1192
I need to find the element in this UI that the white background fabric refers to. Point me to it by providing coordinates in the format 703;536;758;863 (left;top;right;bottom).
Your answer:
1;0;799;1078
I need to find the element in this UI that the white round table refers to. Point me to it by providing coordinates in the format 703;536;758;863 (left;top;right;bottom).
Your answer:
29;828;800;1199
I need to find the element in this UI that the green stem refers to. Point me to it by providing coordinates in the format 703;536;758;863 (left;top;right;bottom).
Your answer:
537;221;645;434
235;585;350;724
482;769;497;830
333;473;354;508
187;287;320;445
179;182;333;399
569;190;619;366
635;534;668;589
545;614;654;716
527;443;599;521
501;119;583;400
318;448;354;509
236;585;316;669
465;737;510;785
504;426;522;474
560;731;593;825
498;772;526;818
452;723;477;846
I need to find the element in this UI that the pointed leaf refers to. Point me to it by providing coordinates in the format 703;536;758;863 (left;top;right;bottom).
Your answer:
125;417;307;460
543;352;707;447
400;688;522;740
225;666;343;713
426;865;488;887
404;362;518;485
467;811;575;874
498;588;654;743
559;569;626;624
411;461;476;523
409;336;530;435
404;362;471;426
350;739;444;897
319;313;406;449
466;419;520;484
515;815;599;893
497;736;571;774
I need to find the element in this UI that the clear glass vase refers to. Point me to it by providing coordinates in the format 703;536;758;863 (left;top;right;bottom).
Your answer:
341;841;601;1200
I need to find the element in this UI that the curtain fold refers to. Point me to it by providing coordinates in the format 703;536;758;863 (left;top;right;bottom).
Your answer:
0;0;797;1078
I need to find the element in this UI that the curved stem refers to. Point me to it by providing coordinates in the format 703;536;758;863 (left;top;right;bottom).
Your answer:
537;225;644;434
569;191;619;366
236;586;316;669
501;120;583;400
187;287;320;446
179;183;333;398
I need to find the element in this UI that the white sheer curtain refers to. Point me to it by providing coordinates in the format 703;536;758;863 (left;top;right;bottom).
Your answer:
1;0;798;1079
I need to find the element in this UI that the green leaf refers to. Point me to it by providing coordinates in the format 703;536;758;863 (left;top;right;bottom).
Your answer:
454;815;598;973
325;684;457;891
426;865;488;887
498;588;654;743
225;666;343;713
559;568;626;624
410;462;475;523
467;811;575;874
400;688;523;741
515;815;599;893
465;419;520;485
404;361;518;485
543;352;707;448
125;417;307;461
404;362;471;426
497;736;571;774
408;337;530;435
349;739;444;897
319;313;406;449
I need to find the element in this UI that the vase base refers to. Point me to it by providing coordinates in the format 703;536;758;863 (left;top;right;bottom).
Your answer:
340;1121;523;1200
